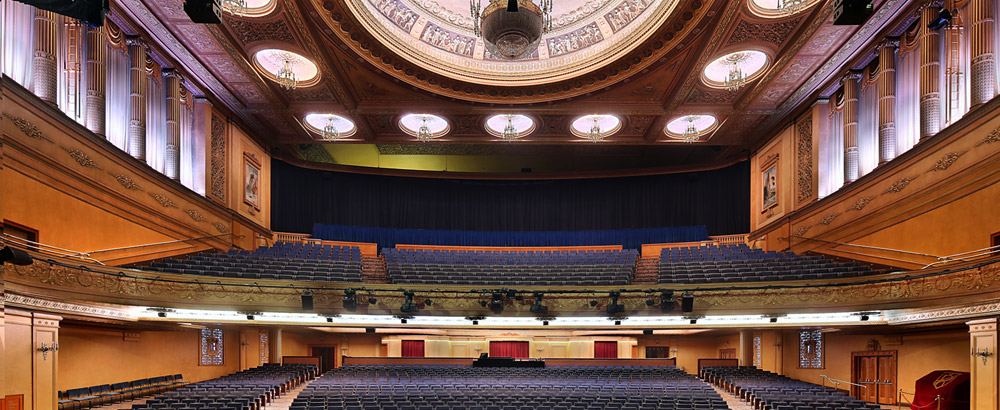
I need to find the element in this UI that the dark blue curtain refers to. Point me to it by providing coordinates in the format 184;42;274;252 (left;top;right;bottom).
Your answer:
271;159;749;237
311;224;707;249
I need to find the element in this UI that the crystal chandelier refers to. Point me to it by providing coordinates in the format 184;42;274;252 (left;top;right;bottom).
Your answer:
776;0;807;15
681;116;699;143
471;0;553;60
276;56;297;91
416;116;434;142
585;116;604;142
221;0;247;16
724;53;749;92
321;116;342;141
499;114;520;142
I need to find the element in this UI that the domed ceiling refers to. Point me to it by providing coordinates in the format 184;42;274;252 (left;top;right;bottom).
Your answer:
118;0;910;176
344;0;677;85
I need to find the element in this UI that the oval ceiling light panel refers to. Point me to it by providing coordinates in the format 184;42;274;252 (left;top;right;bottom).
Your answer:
303;114;357;140
253;49;320;87
664;114;717;142
702;50;769;89
748;0;823;18
399;114;450;141
570;115;622;140
485;114;535;140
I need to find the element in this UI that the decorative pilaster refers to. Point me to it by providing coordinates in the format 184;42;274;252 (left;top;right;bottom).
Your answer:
126;37;148;161
32;9;58;105
85;25;107;136
878;39;899;164
842;72;861;184
164;70;182;181
967;318;998;410
919;2;942;140
970;0;996;106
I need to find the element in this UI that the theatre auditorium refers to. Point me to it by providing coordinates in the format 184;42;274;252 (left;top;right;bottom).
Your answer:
1;0;999;408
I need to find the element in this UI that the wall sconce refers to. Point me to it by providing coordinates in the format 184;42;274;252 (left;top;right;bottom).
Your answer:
670;348;678;357
38;342;59;360
536;346;545;352
972;347;993;366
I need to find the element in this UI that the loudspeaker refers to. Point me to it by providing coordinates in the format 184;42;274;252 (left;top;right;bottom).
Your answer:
0;246;33;266
184;0;222;24
365;327;376;333
301;291;314;311
681;292;694;313
643;329;653;335
833;0;873;25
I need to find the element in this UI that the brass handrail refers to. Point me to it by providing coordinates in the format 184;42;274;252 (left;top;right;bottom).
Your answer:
820;374;867;391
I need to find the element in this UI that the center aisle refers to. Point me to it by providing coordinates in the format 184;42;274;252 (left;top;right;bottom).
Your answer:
710;385;754;410
264;377;318;410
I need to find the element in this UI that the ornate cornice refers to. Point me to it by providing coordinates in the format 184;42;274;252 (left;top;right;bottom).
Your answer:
4;292;135;320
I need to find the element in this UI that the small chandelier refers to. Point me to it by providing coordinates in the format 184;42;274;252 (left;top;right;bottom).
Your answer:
724;53;749;92
681;116;699;143
276;56;297;91
416;116;434;142
585;116;604;142
471;0;553;60
776;0;807;15
221;0;247;16
499;114;520;142
321;116;342;141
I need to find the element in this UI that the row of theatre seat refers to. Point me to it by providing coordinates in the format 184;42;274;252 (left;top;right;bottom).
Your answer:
385;249;638;286
658;245;884;284
701;366;881;410
143;252;362;282
59;374;188;410
292;365;730;410
244;242;363;262
129;364;317;410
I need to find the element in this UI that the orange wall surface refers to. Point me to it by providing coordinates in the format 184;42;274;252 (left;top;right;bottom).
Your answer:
635;333;738;375
57;326;240;390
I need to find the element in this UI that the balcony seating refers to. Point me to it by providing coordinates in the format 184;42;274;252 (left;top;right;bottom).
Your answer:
58;374;189;410
142;243;363;283
384;248;638;286
701;366;881;410
129;364;317;410
658;244;885;284
292;365;730;410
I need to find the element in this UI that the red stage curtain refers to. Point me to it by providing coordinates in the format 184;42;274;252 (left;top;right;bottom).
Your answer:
401;340;425;357
594;341;618;359
489;341;529;358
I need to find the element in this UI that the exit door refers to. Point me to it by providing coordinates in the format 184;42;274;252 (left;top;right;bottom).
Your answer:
852;351;897;405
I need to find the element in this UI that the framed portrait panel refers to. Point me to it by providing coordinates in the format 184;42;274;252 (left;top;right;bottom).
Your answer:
243;153;261;210
762;161;778;211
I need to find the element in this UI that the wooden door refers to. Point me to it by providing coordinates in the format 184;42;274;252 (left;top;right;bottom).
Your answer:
877;355;897;405
852;351;897;405
719;348;736;359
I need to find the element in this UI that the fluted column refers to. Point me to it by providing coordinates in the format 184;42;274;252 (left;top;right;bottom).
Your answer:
919;3;942;139
126;37;148;161
164;69;182;181
32;9;58;105
878;39;899;164
970;0;996;106
85;25;107;136
842;72;861;184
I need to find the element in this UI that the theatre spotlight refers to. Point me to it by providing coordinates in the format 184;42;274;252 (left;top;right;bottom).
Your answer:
158;312;167;318
645;299;655;306
246;314;255;320
689;319;697;325
326;317;333;323
681;292;694;313
605;291;625;315
490;292;506;315
343;289;357;312
770;317;778;323
368;296;378;305
530;292;548;315
400;290;419;313
301;290;314;311
614;320;621;326
424;298;433;306
589;300;598;307
0;246;33;266
861;314;869;321
400;319;407;324
927;8;952;30
660;291;675;313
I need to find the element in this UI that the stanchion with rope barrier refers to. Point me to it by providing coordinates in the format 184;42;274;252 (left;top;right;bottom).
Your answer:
898;390;941;410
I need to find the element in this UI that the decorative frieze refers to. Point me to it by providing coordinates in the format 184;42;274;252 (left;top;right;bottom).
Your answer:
213;222;231;234
817;213;841;225
148;193;179;208
926;151;967;172
883;176;918;194
62;147;101;169
185;209;206;222
847;196;876;211
2;113;53;143
109;173;143;191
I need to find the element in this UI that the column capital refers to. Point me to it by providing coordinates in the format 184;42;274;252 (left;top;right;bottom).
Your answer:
878;37;901;51
840;70;862;84
125;36;147;49
163;68;184;83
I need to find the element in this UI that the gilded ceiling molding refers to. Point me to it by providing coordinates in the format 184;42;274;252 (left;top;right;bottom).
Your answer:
2;112;54;143
148;193;180;208
206;25;282;105
4;292;136;320
109;173;144;191
62;147;102;169
925;150;967;172
665;1;741;112
282;0;354;107
883;176;918;194
846;196;875;212
884;301;1000;324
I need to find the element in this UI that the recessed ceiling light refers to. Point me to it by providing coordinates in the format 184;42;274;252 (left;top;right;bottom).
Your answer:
253;49;320;88
399;114;450;141
303;114;357;141
485;114;534;141
702;50;769;90
748;0;822;17
570;115;621;141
